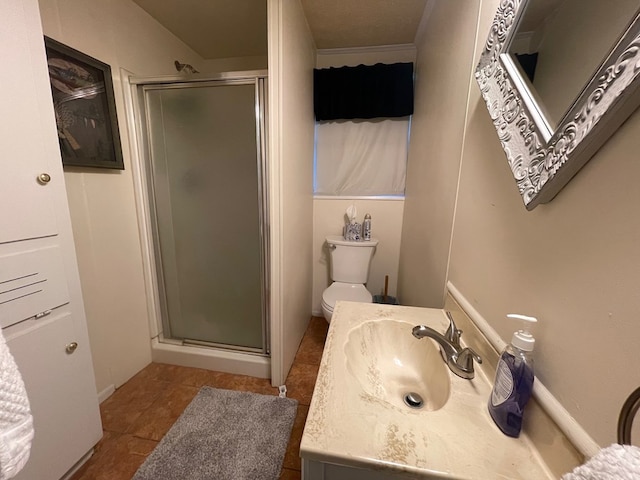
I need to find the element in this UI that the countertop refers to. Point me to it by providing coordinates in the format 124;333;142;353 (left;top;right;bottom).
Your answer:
300;301;553;479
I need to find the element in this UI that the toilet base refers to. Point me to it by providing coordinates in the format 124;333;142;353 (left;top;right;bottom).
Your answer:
321;302;333;323
321;282;374;324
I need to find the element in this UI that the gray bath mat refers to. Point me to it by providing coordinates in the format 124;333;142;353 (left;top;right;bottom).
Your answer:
133;386;298;480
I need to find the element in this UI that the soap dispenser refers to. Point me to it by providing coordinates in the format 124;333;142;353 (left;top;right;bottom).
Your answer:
488;313;537;438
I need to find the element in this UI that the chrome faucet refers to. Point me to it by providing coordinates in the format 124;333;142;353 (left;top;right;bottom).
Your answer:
412;311;482;379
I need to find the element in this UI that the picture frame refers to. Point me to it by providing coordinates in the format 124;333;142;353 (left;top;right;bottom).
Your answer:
44;36;124;169
474;1;640;210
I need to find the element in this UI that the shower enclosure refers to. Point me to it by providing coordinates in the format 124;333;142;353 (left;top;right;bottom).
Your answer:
132;72;269;358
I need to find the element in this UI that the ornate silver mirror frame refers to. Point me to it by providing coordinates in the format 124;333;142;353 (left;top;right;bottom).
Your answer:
475;1;640;210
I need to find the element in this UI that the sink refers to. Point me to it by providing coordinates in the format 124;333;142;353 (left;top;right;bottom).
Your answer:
302;303;554;480
344;319;450;411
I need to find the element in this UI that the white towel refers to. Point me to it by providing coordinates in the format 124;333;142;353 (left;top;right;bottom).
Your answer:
562;443;640;480
0;328;33;480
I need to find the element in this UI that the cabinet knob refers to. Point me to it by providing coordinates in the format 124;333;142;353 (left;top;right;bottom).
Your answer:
37;173;51;184
65;342;78;354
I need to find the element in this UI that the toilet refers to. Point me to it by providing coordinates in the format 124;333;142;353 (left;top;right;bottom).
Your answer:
321;235;378;323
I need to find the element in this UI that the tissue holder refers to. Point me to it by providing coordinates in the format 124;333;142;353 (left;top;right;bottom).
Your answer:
344;222;362;241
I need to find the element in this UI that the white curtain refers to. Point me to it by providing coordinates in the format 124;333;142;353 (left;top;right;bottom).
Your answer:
314;118;409;196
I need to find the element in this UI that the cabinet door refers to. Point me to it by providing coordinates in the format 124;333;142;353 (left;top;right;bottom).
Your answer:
7;312;103;480
0;0;59;244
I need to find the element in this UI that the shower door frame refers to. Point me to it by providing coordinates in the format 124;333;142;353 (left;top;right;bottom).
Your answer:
130;71;270;356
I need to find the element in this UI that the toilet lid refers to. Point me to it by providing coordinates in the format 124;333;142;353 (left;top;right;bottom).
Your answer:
322;283;372;310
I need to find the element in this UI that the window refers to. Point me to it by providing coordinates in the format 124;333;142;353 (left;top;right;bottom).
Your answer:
314;118;410;196
312;62;413;197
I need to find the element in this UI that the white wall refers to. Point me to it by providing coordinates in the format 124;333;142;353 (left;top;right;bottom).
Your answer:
269;0;316;383
312;46;414;314
38;0;203;393
200;55;268;73
445;0;640;446
397;0;480;308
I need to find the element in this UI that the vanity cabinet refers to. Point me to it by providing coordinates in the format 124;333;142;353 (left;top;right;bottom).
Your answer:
1;0;103;478
303;460;420;480
300;302;554;480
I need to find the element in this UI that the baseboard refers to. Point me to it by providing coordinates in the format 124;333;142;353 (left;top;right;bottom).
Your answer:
447;281;599;458
97;384;115;404
60;448;95;480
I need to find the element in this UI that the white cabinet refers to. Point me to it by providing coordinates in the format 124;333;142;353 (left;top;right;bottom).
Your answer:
5;312;103;480
1;0;103;478
0;0;58;244
0;243;70;329
303;459;420;480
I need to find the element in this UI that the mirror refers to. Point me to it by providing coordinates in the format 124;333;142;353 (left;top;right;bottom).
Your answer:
475;0;640;210
509;0;639;129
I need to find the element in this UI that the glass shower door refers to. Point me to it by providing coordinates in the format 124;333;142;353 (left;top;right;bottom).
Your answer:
144;80;266;351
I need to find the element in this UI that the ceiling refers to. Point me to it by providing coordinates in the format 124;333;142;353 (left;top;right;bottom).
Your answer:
132;0;428;60
300;0;428;50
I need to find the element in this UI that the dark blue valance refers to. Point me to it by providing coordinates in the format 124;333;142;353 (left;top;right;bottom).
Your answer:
313;62;414;121
515;53;538;82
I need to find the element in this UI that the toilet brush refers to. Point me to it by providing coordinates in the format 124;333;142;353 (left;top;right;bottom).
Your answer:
383;275;389;303
373;275;396;304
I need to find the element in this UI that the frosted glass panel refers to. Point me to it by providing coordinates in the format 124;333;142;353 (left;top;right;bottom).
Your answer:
146;82;263;349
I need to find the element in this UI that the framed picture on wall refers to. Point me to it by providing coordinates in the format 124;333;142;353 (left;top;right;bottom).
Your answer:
43;36;124;170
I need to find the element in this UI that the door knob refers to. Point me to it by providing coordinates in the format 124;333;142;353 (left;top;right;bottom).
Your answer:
65;342;78;354
37;173;51;184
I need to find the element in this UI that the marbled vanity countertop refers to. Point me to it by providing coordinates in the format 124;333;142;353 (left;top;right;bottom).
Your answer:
300;301;553;479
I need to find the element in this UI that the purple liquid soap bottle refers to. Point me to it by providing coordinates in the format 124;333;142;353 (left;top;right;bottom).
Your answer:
488;314;537;437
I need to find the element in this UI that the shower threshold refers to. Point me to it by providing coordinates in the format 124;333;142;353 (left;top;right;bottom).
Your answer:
151;335;271;379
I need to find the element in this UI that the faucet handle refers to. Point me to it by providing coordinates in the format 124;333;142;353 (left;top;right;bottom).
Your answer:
445;311;462;345
457;347;483;378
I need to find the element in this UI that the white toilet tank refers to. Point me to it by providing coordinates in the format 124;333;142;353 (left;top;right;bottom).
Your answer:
326;235;378;284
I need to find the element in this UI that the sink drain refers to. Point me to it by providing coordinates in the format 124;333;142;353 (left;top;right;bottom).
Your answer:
403;392;424;409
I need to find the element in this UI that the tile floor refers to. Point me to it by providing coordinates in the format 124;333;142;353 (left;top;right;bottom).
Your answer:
69;316;328;480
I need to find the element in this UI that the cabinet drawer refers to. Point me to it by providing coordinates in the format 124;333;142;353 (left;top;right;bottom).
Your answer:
0;244;69;328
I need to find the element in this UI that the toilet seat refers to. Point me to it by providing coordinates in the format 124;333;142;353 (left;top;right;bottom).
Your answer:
321;282;373;318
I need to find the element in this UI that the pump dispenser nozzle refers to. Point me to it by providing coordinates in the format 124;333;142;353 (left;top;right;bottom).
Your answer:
507;313;537;352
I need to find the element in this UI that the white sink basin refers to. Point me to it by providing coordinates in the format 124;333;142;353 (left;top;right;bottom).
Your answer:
301;302;554;480
344;319;450;411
